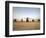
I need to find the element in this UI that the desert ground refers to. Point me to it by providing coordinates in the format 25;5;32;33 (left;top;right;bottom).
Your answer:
13;21;40;31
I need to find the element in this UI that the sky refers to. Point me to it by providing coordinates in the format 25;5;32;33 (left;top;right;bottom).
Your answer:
13;7;40;20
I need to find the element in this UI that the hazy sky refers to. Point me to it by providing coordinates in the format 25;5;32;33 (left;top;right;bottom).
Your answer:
13;7;40;19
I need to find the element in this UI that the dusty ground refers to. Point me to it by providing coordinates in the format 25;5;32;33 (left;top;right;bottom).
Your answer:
13;21;40;31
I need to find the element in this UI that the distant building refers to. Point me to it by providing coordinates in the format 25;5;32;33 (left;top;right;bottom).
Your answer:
21;19;23;22
13;19;17;22
26;17;29;22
